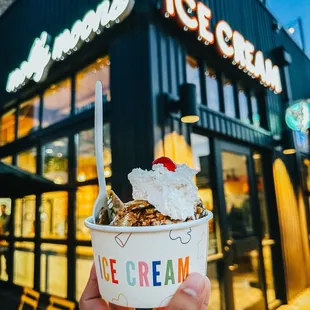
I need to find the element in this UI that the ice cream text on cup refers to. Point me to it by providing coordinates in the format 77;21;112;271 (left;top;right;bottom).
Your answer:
99;255;190;287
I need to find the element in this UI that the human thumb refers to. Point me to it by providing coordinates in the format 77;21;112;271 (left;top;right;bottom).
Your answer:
167;273;211;310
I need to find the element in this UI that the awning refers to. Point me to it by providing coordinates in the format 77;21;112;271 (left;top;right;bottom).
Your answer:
0;162;67;198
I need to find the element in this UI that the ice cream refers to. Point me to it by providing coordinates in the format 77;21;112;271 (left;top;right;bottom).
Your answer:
97;157;208;226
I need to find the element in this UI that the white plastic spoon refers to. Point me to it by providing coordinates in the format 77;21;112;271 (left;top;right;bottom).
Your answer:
92;81;110;224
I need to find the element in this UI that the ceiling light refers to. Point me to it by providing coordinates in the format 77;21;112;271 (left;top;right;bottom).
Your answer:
45;148;53;154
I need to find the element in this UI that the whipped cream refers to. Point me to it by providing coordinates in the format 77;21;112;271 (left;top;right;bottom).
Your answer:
128;164;200;220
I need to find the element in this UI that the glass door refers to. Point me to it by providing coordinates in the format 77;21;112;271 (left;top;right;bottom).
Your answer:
215;141;268;310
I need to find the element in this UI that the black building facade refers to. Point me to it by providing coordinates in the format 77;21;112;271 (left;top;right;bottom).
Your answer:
0;0;309;309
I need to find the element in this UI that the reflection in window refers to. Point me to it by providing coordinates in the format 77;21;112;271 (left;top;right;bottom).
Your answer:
205;69;220;111
76;56;110;113
15;195;35;238
41;244;67;298
14;242;34;288
43;79;71;128
0;109;16;146
1;156;12;164
18;97;40;138
77;125;111;182
251;95;260;127
186;56;201;104
263;245;276;304
43;138;68;184
41;192;68;239
223;78;236;117
222;152;254;239
77;185;98;240
191;133;218;255
232;249;264;309
0;198;11;236
0;243;9;281
303;158;310;192
238;88;250;123
18;148;37;174
253;153;269;239
207;262;221;310
76;246;93;300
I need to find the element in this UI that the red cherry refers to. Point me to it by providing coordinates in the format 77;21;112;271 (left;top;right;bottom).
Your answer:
152;157;177;171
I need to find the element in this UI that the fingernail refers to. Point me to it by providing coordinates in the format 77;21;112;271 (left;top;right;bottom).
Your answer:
180;273;206;298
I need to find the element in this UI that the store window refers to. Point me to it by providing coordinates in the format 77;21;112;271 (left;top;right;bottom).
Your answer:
76;56;110;113
41;192;68;239
302;158;310;192
0;243;9;281
76;185;98;240
251;95;260;127
205;68;220;111
253;152;269;239
42;79;71;128
17;148;37;174
77;125;111;183
0;109;16;146
222;152;254;238
238;87;250;124
223;77;236;118
15;195;35;238
43;138;68;184
186;56;201;104
191;133;219;254
0;156;12;164
18;96;40;138
13;242;34;288
207;262;221;310
0;198;12;236
76;246;93;300
41;243;67;298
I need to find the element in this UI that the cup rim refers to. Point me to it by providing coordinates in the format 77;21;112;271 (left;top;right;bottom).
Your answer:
85;211;213;233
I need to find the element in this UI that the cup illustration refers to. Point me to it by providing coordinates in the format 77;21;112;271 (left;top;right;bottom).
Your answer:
85;212;213;308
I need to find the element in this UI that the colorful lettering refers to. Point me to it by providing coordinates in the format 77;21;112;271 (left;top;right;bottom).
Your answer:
152;261;161;286
178;256;189;282
101;257;110;281
138;261;150;287
126;261;136;286
165;259;175;285
110;259;118;284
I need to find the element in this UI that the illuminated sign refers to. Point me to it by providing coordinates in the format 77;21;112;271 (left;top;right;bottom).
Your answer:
6;0;135;93
163;0;282;94
285;100;310;132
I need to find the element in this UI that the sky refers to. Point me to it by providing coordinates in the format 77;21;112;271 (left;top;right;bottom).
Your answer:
267;0;310;55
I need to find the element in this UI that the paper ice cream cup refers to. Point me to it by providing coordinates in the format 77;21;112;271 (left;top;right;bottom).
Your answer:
85;211;213;308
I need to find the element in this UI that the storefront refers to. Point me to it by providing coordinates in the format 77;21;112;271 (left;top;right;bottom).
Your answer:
0;0;309;309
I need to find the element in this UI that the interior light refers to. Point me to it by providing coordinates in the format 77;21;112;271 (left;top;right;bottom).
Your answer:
253;153;261;160
45;148;53;154
283;149;296;155
288;27;295;34
181;115;200;123
78;173;86;182
53;141;65;147
57;153;63;158
104;167;112;178
54;177;63;184
106;184;112;191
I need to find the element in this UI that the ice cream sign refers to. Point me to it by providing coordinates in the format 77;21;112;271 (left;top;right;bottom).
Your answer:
6;0;134;93
163;0;282;94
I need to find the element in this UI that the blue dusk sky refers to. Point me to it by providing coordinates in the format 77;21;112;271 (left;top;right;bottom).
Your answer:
267;0;310;55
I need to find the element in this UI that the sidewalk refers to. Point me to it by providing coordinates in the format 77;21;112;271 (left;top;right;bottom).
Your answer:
278;289;310;310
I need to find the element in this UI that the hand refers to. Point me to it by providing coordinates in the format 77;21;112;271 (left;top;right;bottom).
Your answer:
79;264;211;310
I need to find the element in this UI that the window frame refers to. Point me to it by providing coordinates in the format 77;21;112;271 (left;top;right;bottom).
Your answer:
0;54;111;301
